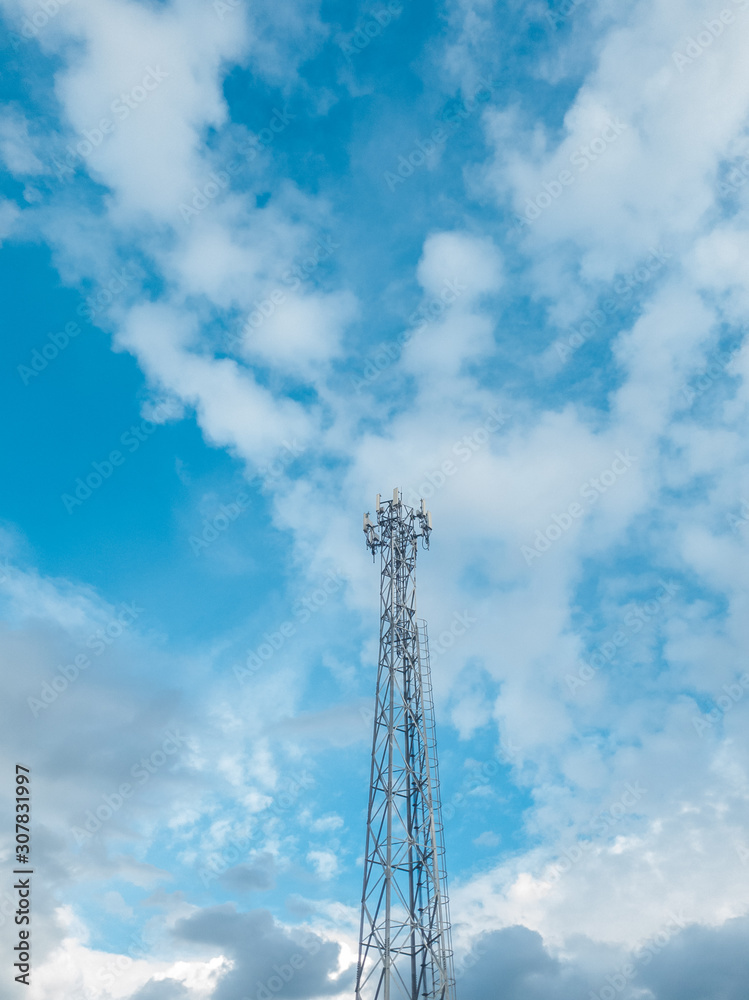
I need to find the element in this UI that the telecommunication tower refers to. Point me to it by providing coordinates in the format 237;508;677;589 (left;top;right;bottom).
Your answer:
356;488;456;1000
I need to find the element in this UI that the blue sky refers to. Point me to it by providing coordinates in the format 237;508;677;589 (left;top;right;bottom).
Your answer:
2;1;749;999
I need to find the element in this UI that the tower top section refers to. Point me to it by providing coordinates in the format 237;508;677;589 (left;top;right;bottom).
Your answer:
363;487;433;559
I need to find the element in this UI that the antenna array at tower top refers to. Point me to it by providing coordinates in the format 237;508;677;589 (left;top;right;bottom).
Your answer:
362;488;432;560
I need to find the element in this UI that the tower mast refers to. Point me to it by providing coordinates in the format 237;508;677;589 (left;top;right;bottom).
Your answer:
356;488;456;1000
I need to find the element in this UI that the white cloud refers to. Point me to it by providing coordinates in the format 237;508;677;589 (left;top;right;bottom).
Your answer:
0;196;20;241
117;302;314;464
242;288;358;376
416;229;502;301
0;104;44;174
307;849;339;880
3;0;749;990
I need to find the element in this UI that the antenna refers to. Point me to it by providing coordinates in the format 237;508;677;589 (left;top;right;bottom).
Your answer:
356;491;455;1000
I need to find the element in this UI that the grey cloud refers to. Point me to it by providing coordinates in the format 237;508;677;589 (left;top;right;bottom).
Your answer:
219;853;277;892
459;926;596;1000
173;904;353;1000
636;914;749;1000
283;894;318;919
460;916;749;1000
0;618;194;972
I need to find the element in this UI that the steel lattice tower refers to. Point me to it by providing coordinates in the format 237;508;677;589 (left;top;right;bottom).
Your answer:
356;488;456;1000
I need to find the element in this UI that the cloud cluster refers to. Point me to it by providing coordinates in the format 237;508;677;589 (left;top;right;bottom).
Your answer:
459;917;749;1000
1;0;749;996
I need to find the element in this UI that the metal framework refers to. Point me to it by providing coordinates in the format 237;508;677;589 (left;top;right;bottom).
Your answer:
356;488;456;1000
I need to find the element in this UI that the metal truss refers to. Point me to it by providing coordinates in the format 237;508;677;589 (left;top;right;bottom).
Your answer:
357;489;456;1000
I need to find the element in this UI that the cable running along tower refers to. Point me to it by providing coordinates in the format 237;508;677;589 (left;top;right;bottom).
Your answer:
356;489;456;1000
